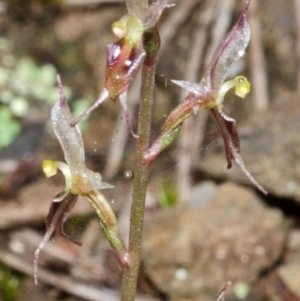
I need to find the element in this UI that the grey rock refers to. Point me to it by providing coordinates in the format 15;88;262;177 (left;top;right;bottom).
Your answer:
277;264;300;299
273;229;300;299
187;181;217;208
143;183;288;301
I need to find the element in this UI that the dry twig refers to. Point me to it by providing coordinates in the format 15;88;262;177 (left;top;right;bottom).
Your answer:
0;248;120;301
158;0;200;57
0;232;157;301
249;0;269;111
294;0;300;94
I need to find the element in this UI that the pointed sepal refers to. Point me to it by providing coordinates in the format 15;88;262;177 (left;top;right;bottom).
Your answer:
203;0;251;91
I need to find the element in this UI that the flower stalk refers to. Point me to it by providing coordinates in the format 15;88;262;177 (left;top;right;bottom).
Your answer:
121;27;160;301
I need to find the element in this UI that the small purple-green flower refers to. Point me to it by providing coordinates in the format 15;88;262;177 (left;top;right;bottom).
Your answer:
72;0;168;138
146;0;267;195
34;76;128;285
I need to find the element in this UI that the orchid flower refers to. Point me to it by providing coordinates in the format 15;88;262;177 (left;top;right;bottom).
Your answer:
146;0;267;195
34;75;128;285
71;0;168;138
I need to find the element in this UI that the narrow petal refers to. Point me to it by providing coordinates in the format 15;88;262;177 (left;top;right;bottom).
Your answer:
204;0;251;91
91;181;114;190
171;80;212;110
45;191;79;243
45;190;69;236
34;191;78;285
231;146;268;195
210;108;234;168
219;110;240;152
83;169;114;191
210;107;267;195
125;0;167;29
119;91;139;139
171;79;204;97
141;0;168;29
71;88;110;126
52;76;86;175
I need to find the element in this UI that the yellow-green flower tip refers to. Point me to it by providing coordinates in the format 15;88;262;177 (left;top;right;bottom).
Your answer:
112;17;127;38
234;76;250;98
42;160;57;177
112;15;144;45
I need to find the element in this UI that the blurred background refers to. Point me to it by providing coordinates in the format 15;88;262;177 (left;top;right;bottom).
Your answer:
0;0;299;300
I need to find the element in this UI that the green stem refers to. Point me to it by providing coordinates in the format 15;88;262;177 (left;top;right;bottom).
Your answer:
121;28;160;301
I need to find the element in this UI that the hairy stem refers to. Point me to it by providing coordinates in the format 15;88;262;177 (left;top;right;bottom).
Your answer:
121;28;160;301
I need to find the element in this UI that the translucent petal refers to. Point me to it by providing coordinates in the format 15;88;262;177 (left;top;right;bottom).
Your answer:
51;76;86;175
119;91;139;138
34;191;78;285
231;146;268;195
171;79;212;109
203;0;251;90
142;0;168;29
171;80;204;96
125;0;167;29
84;169;114;191
71;88;109;126
92;181;114;190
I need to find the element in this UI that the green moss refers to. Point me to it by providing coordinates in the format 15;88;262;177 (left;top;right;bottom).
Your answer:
0;106;21;148
0;265;20;301
0;37;91;148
